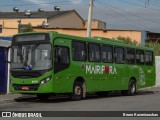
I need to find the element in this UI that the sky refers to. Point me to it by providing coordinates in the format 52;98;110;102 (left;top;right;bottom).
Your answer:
0;0;160;32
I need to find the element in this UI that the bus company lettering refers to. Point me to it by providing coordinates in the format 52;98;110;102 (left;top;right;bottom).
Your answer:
86;65;117;74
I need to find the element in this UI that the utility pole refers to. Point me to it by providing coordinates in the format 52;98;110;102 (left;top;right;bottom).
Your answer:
145;0;150;7
87;0;94;37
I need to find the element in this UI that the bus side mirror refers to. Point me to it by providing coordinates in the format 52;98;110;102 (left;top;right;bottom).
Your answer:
4;46;11;63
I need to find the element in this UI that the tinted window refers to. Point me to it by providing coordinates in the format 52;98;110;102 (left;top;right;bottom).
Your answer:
136;50;144;65
11;44;52;70
54;46;69;65
0;25;2;33
101;45;113;63
114;47;125;64
72;41;86;61
54;46;70;73
126;49;135;64
145;51;153;65
88;43;101;62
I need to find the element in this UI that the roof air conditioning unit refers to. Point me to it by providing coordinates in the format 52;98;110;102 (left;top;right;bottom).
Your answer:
13;7;19;12
54;6;60;11
24;9;31;17
42;21;49;28
38;8;44;12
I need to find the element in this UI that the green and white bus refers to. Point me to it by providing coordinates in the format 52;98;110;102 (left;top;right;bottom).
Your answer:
9;32;155;100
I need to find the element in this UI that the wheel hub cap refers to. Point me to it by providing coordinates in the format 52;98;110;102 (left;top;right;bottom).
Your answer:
75;86;81;95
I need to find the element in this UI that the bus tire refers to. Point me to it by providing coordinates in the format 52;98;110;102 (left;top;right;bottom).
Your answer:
36;94;50;100
122;79;136;96
70;81;83;101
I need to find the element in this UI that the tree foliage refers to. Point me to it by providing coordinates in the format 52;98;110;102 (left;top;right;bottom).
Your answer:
116;36;139;45
21;23;33;33
145;42;160;56
114;36;160;56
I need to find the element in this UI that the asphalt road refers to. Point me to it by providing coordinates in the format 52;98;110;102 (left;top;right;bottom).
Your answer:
0;91;160;119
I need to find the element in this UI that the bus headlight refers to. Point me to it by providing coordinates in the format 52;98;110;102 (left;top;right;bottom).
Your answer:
40;76;51;86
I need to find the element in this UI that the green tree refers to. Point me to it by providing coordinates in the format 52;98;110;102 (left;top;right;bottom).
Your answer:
21;23;33;32
114;36;159;56
145;42;160;56
116;36;139;46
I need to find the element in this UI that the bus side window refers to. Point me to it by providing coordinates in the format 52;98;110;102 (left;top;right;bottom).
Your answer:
101;45;113;63
54;46;70;73
136;50;144;65
88;43;101;62
72;41;86;61
114;47;125;64
145;51;153;65
126;49;135;64
54;46;70;65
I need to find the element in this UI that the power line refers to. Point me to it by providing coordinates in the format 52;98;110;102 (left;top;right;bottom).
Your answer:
94;4;141;30
98;0;160;25
96;0;156;31
94;6;117;29
94;6;118;20
96;1;146;30
118;0;160;12
138;0;160;7
145;0;150;7
149;0;160;5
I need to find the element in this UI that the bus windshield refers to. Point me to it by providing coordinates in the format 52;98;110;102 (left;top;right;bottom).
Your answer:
11;43;52;71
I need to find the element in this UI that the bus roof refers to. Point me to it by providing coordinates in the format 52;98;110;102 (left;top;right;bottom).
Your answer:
50;31;154;51
13;31;154;51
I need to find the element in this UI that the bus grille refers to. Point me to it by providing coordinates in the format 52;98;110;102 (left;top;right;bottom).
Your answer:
13;84;39;91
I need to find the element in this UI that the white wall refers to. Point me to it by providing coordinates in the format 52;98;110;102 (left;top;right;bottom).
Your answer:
155;56;160;86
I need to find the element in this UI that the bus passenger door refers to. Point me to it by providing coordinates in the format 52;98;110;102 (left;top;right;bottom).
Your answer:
114;47;126;90
53;38;71;93
144;51;155;87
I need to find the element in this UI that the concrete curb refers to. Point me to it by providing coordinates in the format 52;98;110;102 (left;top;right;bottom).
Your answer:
138;86;160;93
0;94;22;102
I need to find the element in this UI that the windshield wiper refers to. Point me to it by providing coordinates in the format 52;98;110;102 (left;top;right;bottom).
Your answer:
30;42;40;53
24;42;40;67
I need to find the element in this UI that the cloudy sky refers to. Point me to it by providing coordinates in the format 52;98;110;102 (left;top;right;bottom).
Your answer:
0;0;160;32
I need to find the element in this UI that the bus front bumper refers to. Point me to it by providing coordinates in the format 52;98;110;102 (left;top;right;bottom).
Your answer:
10;80;53;94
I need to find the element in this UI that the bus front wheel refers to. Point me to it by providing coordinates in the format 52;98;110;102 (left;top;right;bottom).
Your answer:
70;81;83;101
122;79;136;96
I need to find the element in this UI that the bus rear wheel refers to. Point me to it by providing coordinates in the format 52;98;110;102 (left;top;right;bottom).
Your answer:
70;81;83;101
122;80;136;96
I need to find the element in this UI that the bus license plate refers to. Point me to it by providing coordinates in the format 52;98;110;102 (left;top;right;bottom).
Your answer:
22;86;29;90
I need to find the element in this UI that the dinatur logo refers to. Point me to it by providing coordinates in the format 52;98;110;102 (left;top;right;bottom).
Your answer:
25;65;31;70
85;65;117;74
